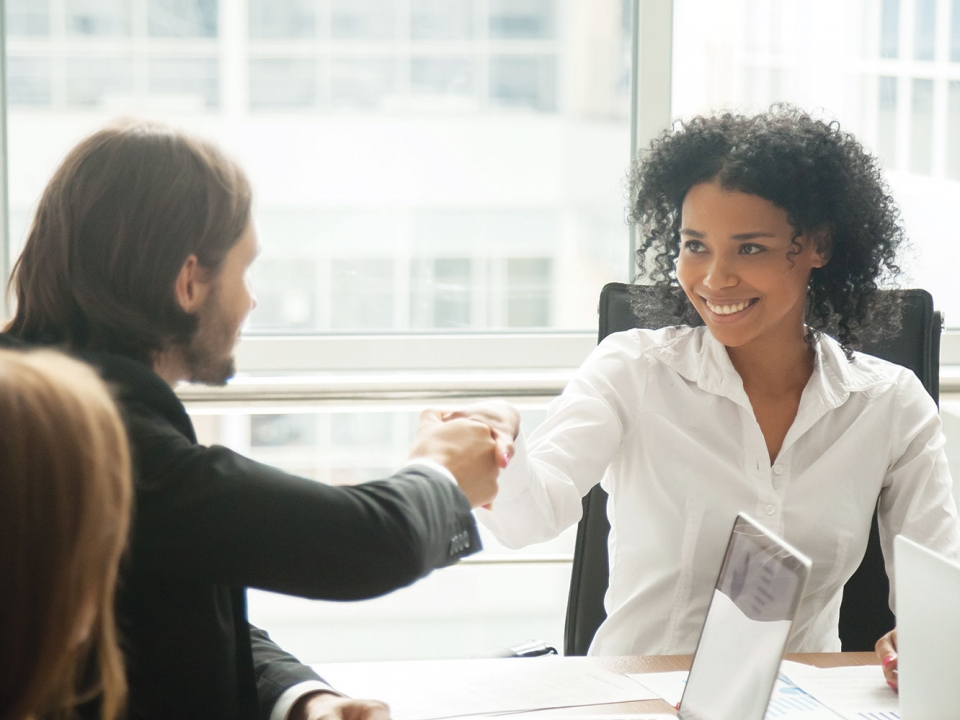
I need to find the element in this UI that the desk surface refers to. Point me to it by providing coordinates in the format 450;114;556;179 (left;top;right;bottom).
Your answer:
316;652;879;716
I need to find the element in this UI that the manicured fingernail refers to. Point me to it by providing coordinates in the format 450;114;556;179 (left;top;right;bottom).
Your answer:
881;655;897;667
887;680;897;691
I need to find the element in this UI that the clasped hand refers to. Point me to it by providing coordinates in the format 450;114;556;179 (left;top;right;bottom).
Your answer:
409;400;521;508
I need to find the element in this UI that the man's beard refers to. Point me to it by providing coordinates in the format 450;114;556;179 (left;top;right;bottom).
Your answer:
182;287;238;387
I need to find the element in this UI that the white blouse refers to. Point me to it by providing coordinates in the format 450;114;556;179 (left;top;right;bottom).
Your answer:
479;326;960;655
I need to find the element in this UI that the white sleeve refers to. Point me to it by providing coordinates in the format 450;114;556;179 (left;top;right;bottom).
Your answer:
878;371;960;612
478;332;647;548
269;682;340;720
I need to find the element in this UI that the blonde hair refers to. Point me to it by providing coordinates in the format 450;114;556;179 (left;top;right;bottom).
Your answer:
0;350;132;720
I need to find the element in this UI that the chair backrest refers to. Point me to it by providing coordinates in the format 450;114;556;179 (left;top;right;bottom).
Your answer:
563;282;942;656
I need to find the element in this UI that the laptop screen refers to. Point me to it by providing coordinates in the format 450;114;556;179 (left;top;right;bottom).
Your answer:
678;513;812;720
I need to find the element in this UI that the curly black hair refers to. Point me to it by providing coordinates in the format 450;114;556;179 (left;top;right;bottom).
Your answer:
629;104;905;353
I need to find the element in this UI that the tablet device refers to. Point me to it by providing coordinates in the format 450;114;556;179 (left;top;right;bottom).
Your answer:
677;512;812;720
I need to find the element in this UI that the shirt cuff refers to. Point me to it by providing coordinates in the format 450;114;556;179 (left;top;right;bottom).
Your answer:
403;457;458;485
269;681;340;720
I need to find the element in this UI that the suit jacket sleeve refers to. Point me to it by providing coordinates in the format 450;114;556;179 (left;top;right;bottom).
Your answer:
125;409;481;599
250;625;327;719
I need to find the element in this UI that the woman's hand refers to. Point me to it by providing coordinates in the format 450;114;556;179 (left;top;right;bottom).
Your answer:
875;628;898;691
442;400;521;468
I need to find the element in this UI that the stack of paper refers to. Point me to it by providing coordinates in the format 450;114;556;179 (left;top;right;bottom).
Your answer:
630;661;899;720
314;657;659;720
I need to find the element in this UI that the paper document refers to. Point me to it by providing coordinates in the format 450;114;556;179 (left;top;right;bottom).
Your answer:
780;661;900;720
629;670;843;719
313;657;658;720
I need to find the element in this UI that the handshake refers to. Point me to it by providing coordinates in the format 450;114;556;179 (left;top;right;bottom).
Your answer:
409;400;521;508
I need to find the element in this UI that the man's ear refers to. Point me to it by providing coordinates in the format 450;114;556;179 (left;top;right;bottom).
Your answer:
173;255;212;313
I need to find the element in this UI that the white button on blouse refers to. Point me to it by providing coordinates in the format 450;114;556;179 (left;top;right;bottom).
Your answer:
479;326;960;655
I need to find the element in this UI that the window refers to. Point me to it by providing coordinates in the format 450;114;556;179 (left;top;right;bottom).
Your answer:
7;57;53;107
147;0;217;38
953;0;960;62
914;0;936;61
949;82;960;181
7;0;51;36
881;0;900;58
67;0;132;36
878;76;898;168
5;0;220;120
910;78;934;174
248;0;316;39
489;0;558;40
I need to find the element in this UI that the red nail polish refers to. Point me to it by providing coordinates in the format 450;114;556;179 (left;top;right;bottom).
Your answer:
881;655;897;667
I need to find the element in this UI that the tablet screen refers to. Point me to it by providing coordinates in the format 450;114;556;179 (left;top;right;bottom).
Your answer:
679;514;811;720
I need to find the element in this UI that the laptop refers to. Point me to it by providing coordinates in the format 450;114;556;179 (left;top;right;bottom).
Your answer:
895;534;960;720
628;512;813;720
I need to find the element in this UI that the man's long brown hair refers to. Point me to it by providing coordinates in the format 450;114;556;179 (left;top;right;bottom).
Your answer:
5;121;251;362
0;349;132;720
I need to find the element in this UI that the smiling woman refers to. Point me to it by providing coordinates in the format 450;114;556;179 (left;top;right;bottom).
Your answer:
470;105;960;659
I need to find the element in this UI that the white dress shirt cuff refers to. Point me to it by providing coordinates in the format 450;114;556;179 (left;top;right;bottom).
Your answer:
269;681;340;720
403;457;458;485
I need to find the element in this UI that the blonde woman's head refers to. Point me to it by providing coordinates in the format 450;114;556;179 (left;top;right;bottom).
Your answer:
0;349;132;720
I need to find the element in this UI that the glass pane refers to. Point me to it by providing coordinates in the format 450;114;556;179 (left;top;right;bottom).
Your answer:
6;57;53;107
249;58;317;109
66;0;131;36
149;58;220;109
948;82;960;181
878;76;898;169
65;57;135;106
489;55;557;111
914;0;936;61
251;414;318;448
410;57;476;97
953;0;960;62
148;0;218;37
330;58;396;110
909;78;934;174
881;0;899;58
331;259;395;330
507;258;552;328
410;258;472;328
331;0;396;40
249;0;317;39
490;0;558;39
410;0;475;40
7;0;51;36
249;258;319;330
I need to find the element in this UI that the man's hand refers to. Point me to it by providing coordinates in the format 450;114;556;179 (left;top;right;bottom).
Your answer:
289;692;390;720
875;628;898;691
410;409;507;507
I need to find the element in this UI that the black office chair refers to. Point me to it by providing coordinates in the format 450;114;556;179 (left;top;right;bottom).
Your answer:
564;282;942;655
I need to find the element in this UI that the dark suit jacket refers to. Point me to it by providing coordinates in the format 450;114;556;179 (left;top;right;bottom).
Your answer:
0;335;481;720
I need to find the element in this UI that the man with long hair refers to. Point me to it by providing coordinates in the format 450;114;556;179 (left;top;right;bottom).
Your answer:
1;122;508;720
